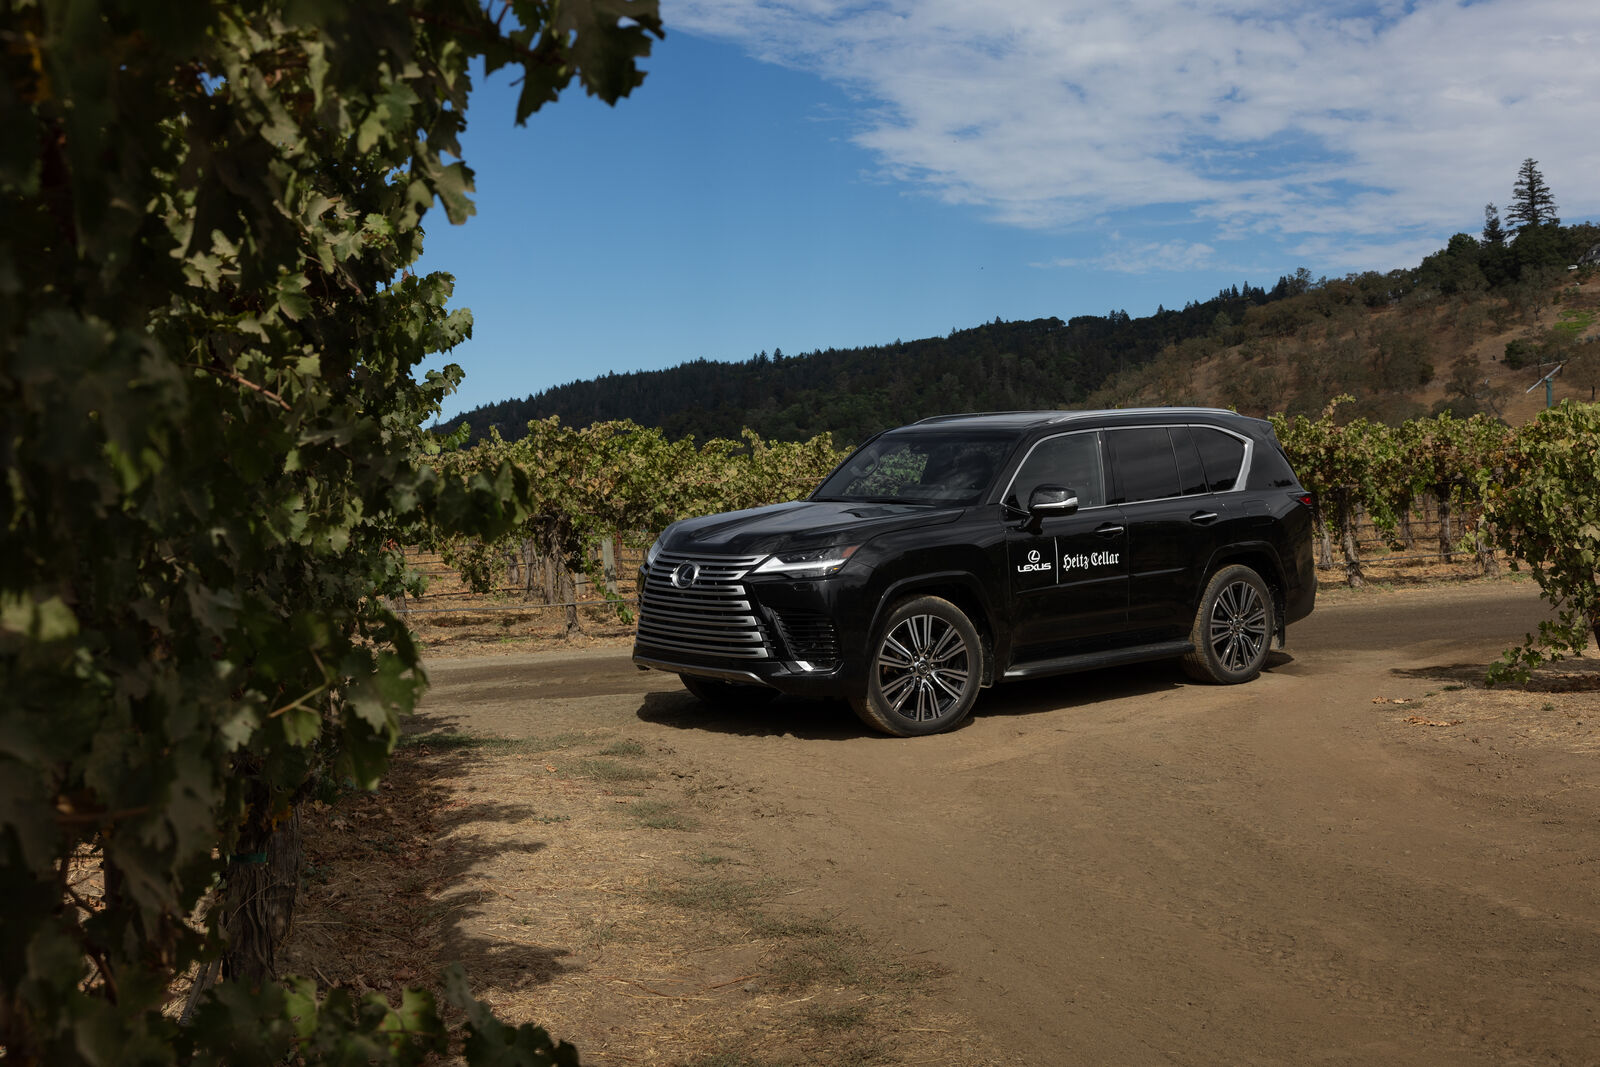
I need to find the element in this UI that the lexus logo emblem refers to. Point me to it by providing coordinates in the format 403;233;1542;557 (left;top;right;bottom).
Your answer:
1027;549;1041;564
671;561;700;589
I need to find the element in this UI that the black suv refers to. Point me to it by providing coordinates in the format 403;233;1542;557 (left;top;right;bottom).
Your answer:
633;409;1316;736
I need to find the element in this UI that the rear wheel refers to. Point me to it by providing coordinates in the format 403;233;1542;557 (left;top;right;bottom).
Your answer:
680;674;778;708
850;596;982;737
1181;565;1274;684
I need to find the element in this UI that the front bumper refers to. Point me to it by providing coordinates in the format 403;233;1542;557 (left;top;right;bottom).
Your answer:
631;554;869;699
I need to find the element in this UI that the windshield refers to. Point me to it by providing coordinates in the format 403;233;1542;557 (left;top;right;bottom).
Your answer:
813;431;1015;506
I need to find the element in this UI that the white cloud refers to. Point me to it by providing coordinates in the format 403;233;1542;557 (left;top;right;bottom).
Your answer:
664;0;1600;267
1034;237;1221;274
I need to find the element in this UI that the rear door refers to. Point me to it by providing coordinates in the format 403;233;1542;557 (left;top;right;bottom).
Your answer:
1106;426;1229;637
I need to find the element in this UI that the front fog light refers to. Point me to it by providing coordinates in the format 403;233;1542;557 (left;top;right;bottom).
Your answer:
753;545;859;579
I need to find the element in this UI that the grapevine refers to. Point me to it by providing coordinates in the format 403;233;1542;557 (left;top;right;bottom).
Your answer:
1486;401;1600;681
427;418;848;628
2;2;659;1063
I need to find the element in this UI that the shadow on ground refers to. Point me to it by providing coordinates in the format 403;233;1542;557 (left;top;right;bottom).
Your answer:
1392;657;1600;692
282;733;579;1001
634;654;1288;737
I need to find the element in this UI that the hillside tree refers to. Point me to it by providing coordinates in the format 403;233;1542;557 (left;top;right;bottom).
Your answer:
1569;342;1600;402
1508;158;1560;231
1482;203;1507;247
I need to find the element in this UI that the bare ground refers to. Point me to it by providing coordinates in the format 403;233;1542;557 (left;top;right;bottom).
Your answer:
286;577;1600;1065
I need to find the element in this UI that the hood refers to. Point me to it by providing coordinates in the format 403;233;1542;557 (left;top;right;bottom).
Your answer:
661;500;961;557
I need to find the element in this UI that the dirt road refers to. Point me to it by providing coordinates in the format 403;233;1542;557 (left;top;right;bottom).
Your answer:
419;580;1600;1065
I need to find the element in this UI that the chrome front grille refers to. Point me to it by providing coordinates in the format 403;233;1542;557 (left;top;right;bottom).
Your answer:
636;552;771;660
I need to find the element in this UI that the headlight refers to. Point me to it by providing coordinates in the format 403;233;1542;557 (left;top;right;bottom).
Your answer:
645;537;665;568
752;544;859;579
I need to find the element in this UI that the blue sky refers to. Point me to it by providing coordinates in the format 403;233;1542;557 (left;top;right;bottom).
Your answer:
419;0;1600;422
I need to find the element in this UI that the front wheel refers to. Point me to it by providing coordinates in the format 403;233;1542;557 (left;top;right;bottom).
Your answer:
1181;565;1274;684
850;596;982;737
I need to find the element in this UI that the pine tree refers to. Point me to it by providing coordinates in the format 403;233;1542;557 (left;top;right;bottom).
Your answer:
1482;202;1507;247
1508;158;1559;231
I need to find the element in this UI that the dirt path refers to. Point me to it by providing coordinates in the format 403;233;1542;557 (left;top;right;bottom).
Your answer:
417;580;1600;1065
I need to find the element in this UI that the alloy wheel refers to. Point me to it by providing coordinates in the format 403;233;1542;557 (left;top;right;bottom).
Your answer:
1207;579;1269;673
875;613;972;723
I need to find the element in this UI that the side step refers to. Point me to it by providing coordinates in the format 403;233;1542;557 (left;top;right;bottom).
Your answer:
1001;640;1194;682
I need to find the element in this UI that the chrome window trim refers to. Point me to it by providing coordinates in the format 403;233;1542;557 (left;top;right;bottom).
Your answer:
1001;422;1255;509
1182;423;1254;497
1105;423;1255;504
999;428;1113;512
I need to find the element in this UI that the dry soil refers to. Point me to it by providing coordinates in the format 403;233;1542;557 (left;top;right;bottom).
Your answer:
305;578;1600;1065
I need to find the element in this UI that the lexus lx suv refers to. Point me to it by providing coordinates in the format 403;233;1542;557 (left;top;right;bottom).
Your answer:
632;409;1316;736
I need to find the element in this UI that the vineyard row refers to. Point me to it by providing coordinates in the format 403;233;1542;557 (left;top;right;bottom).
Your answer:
397;495;1491;633
412;403;1563;627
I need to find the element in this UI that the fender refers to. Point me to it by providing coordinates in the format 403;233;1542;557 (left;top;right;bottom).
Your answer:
1201;540;1287;592
863;563;1006;687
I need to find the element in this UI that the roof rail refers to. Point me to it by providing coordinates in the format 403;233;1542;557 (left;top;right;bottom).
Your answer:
911;410;1057;425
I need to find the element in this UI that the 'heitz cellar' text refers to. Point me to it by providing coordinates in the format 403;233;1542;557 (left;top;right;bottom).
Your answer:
1061;550;1121;572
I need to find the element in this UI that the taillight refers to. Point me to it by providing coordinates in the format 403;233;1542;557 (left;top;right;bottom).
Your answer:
1291;492;1312;507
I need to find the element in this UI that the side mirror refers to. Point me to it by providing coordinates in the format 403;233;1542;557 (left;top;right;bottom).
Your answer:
1029;484;1079;515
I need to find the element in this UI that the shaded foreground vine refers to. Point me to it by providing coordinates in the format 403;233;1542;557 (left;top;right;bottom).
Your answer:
1;2;659;1063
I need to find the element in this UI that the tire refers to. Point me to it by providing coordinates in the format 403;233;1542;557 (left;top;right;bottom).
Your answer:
850;595;982;737
680;674;778;708
1181;565;1274;684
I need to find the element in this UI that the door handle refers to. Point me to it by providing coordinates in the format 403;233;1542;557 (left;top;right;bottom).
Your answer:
1095;523;1125;537
1189;511;1219;525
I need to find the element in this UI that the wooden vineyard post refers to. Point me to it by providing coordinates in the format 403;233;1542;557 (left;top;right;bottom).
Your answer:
602;536;619;596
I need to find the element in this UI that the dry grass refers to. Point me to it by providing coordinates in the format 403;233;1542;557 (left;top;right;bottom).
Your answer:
1384;655;1600;756
282;728;1002;1066
392;548;639;655
407;603;638;655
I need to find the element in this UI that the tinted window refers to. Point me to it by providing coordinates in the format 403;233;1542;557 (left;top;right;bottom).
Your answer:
816;432;1013;505
1250;440;1301;489
1193;428;1246;492
1108;427;1180;503
1170;426;1209;496
1006;432;1104;509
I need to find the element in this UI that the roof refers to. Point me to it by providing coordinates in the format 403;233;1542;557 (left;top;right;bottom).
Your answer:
905;407;1250;432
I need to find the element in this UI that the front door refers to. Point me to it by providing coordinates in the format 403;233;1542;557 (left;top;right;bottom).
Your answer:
1007;510;1130;659
1001;431;1131;661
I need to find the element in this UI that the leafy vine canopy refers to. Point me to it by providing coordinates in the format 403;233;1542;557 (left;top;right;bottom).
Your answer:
2;1;658;1063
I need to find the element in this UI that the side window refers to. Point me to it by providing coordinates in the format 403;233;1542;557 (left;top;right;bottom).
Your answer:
1170;426;1208;496
1006;432;1105;510
1108;427;1181;504
1250;440;1301;489
1193;428;1246;492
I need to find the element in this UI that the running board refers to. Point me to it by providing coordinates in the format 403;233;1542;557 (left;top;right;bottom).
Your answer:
1002;641;1194;682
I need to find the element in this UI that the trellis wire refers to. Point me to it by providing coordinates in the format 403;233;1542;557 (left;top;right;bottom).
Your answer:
388;598;640;615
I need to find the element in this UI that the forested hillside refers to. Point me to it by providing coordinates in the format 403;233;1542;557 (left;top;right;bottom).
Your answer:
449;280;1304;444
447;183;1600;445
